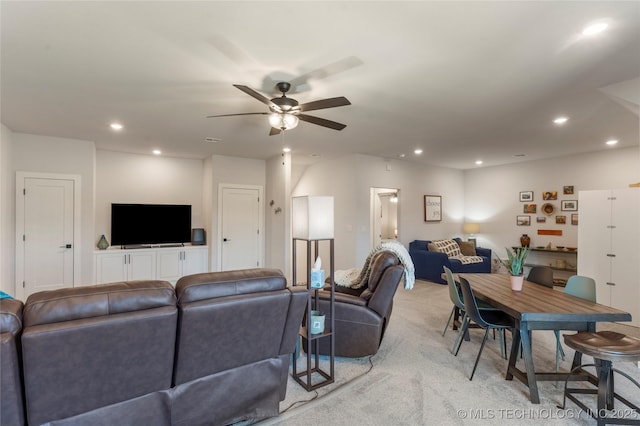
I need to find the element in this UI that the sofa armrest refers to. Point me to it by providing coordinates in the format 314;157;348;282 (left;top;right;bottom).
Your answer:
318;291;367;307
476;247;491;258
408;249;450;284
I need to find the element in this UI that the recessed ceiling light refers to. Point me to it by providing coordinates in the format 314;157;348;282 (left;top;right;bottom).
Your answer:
282;147;291;153
110;123;123;130
475;160;483;165
152;149;161;155
553;116;569;125
204;137;221;143
582;22;608;36
606;139;618;146
514;154;526;157
414;149;423;155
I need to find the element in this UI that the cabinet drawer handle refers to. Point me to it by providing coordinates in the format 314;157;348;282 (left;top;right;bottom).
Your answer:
606;282;615;286
606;253;616;257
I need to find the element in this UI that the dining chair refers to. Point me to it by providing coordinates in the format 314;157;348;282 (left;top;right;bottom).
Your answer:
442;267;499;354
526;266;565;369
454;277;514;380
564;275;597;302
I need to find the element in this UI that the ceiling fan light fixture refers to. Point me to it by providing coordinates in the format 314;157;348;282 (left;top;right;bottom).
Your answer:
269;113;299;130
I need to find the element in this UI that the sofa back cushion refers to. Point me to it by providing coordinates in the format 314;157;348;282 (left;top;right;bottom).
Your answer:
173;269;307;385
21;281;177;426
1;298;25;426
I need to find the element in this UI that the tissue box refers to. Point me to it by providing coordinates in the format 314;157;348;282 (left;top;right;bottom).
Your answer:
310;270;325;289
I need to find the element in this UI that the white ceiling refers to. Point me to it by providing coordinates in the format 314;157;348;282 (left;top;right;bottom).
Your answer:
2;1;639;169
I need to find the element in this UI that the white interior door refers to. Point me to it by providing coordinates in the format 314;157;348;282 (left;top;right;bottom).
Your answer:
219;185;263;271
18;175;77;298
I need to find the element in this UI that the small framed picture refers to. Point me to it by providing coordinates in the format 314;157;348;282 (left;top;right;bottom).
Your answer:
517;215;531;226
523;204;536;214
571;214;579;225
563;185;574;195
536;216;546;223
424;195;442;222
519;191;533;202
543;191;557;200
556;215;566;224
561;200;578;211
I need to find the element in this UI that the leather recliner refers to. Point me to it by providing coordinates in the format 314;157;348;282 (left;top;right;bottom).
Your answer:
1;298;25;426
308;251;405;358
171;268;308;425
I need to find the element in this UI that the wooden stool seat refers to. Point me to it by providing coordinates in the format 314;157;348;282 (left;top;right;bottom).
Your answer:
559;331;640;426
564;331;640;362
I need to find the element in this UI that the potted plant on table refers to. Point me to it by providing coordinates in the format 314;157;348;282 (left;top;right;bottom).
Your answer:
499;247;529;291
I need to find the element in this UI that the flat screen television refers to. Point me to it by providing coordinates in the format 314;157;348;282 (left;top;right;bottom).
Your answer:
111;203;192;246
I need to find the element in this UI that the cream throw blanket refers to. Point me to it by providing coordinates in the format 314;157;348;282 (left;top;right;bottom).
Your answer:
334;241;415;290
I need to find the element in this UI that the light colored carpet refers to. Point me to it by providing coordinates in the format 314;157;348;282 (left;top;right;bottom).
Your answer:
258;280;640;425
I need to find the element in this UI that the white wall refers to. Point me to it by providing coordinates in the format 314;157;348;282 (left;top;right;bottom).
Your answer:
292;154;465;270
11;133;96;286
0;125;15;294
464;146;640;257
265;152;291;275
95;150;205;246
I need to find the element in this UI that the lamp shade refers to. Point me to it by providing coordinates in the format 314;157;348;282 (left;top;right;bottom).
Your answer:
463;223;480;234
292;196;334;240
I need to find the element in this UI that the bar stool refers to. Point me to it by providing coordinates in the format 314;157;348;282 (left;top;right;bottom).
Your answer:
559;331;640;425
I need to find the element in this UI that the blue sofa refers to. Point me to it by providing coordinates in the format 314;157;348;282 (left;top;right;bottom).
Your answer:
409;238;492;284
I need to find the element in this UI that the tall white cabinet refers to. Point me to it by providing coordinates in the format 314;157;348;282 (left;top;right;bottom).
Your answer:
95;246;208;285
578;188;639;327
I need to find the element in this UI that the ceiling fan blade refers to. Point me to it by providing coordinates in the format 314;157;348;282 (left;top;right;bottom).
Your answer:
233;85;279;110
298;97;351;112
269;127;282;136
206;112;268;118
298;114;347;131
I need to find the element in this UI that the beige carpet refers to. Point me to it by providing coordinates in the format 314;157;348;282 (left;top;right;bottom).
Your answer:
258;280;640;425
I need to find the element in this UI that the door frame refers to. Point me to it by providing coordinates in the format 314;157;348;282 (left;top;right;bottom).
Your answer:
216;183;264;271
15;171;82;300
370;187;399;249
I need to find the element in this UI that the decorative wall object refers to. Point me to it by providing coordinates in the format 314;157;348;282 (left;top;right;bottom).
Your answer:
424;195;442;222
519;191;533;202
538;229;562;236
542;191;557;200
556;215;566;224
536;216;546;223
523;204;536;213
571;214;579;225
517;215;531;226
541;203;555;215
561;200;578;211
563;185;574;195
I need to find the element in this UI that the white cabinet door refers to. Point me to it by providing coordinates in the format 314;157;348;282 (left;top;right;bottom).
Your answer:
95;252;128;284
183;247;208;276
609;189;640;326
128;251;156;281
156;249;183;283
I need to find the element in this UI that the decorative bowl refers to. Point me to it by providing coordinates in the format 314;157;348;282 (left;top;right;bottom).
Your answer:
566;247;577;251
556;246;565;250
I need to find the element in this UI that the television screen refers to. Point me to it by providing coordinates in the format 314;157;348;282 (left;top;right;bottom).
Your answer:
111;204;192;246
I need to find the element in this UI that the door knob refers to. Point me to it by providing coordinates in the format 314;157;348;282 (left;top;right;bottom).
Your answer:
223;238;230;242
60;244;72;249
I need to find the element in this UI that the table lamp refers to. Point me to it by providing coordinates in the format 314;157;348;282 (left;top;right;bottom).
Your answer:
462;223;480;247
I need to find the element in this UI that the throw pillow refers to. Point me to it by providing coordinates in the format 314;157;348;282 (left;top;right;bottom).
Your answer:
431;239;462;257
458;241;477;256
427;242;437;252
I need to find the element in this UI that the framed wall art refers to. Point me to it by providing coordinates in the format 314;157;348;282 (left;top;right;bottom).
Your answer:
536;216;546;223
542;191;557;200
561;200;578;211
517;215;531;226
563;185;574;195
523;204;536;214
571;214;579;225
424;195;442;222
519;191;533;202
556;215;566;225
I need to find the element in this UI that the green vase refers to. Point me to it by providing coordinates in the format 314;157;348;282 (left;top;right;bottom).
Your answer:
97;234;109;250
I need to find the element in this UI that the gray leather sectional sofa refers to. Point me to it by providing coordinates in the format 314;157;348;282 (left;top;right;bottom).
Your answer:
0;268;307;426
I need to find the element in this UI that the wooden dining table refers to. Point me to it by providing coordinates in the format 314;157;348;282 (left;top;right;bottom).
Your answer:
459;273;633;404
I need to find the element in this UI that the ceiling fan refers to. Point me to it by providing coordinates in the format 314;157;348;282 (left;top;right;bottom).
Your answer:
207;82;351;135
